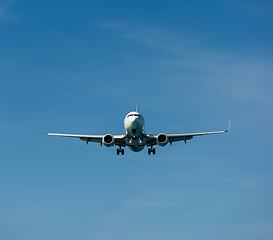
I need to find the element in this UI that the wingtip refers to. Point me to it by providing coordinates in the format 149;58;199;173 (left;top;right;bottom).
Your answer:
226;120;231;132
42;124;48;135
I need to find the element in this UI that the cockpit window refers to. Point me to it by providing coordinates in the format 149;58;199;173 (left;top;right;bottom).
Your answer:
127;114;140;117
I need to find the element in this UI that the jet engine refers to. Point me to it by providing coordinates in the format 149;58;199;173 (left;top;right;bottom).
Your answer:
156;133;169;146
102;134;115;147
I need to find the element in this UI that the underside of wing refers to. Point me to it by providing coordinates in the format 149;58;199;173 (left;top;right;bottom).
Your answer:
46;132;104;143
145;121;230;145
167;129;228;143
46;132;126;145
144;133;194;146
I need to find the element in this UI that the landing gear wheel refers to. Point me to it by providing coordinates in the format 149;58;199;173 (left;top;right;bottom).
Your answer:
117;148;124;155
148;148;155;155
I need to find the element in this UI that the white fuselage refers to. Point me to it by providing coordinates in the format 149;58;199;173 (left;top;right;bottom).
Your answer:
124;111;146;152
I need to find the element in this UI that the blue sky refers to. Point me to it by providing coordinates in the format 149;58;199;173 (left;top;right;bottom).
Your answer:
0;0;273;239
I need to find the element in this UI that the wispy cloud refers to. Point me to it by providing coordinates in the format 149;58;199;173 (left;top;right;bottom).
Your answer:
222;175;273;189
230;0;273;20
95;20;192;55
0;0;16;20
95;20;273;105
94;20;128;30
123;198;175;209
92;195;179;240
0;6;7;18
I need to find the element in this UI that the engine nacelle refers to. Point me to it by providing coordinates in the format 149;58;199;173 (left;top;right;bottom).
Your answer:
156;133;169;146
102;134;115;147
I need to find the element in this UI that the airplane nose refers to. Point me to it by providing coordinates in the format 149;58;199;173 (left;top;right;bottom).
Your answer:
129;118;139;129
132;116;141;124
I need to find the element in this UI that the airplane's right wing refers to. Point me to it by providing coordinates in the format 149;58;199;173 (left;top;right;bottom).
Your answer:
45;132;126;146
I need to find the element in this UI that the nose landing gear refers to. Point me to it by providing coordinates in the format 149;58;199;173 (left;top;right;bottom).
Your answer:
148;147;155;155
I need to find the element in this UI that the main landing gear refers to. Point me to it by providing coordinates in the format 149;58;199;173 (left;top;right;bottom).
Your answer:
117;148;124;155
148;147;155;155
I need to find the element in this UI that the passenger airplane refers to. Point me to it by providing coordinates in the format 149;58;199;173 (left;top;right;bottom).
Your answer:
45;106;230;155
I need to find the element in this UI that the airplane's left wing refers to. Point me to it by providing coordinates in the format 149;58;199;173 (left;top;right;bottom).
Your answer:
145;120;231;145
167;129;228;143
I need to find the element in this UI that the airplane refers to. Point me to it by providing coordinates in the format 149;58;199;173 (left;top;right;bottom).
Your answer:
45;106;230;155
